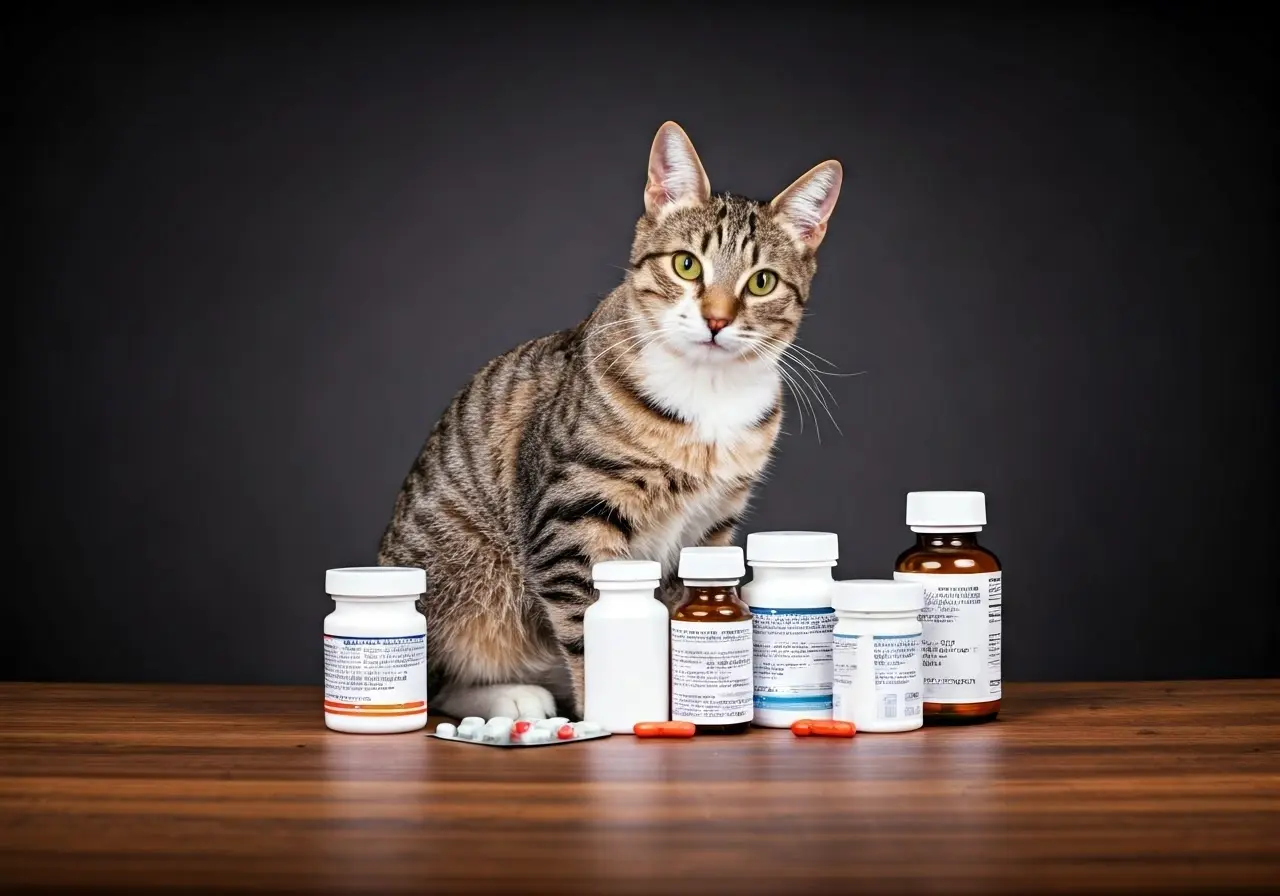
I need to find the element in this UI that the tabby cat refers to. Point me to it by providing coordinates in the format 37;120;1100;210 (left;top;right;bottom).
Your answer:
378;121;842;721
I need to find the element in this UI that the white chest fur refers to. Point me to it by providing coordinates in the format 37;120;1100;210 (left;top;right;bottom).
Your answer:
636;343;780;446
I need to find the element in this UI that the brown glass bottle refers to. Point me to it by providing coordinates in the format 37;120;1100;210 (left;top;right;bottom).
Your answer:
894;492;1002;725
670;546;753;734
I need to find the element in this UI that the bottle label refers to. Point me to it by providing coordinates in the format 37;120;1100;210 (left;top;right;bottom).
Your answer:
750;607;836;712
670;620;753;725
323;634;428;717
893;571;1002;704
831;633;923;723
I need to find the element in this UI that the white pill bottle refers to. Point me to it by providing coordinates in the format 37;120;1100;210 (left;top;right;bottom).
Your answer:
830;579;925;733
324;567;428;734
584;560;670;733
741;531;838;728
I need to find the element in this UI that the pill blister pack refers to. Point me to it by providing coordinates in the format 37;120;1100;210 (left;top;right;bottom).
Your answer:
429;716;611;747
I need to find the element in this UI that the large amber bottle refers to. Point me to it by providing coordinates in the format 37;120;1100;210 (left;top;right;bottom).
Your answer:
894;491;1002;724
670;546;753;734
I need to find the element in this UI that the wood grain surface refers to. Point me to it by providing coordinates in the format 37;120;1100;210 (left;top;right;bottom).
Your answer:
0;680;1276;894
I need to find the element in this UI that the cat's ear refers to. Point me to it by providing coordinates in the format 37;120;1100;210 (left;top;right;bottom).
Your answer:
644;121;711;219
770;160;843;251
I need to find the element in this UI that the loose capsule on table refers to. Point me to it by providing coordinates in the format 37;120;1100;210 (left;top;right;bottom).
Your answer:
634;721;697;738
791;719;855;738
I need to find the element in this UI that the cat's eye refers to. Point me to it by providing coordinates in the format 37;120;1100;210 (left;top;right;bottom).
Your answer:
672;252;702;281
747;269;778;296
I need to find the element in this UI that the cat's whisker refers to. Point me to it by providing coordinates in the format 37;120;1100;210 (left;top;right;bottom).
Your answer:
749;332;848;377
776;356;828;441
782;347;841;410
750;334;847;428
593;314;652;334
779;363;818;439
751;336;839;439
753;334;838;369
747;343;808;435
588;325;655;366
605;327;672;377
752;332;860;377
776;350;841;436
751;339;820;438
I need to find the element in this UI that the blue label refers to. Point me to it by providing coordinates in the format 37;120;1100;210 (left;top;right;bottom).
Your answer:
754;695;834;710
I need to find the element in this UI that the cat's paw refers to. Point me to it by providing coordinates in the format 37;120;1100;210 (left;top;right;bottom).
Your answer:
436;684;557;721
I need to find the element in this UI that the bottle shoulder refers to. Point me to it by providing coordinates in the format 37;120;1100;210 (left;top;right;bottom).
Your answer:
894;543;1002;574
741;579;833;606
672;587;751;621
585;595;670;622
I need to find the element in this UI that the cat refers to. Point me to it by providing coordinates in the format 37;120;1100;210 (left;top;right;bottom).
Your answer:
377;121;842;721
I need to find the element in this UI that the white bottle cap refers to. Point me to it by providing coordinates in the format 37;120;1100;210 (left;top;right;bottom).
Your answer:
678;545;746;580
831;579;925;613
905;490;987;533
592;559;661;583
326;566;426;597
746;531;838;564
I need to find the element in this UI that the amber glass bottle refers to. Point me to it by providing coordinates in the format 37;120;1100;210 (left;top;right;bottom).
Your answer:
670;546;753;734
894;491;1002;724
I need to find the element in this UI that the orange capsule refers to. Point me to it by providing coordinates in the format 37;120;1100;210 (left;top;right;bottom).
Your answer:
633;721;697;738
791;718;855;738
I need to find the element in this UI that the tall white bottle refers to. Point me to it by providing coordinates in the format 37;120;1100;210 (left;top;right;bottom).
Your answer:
584;560;670;733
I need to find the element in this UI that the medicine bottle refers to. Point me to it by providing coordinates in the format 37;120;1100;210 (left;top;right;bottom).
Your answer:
584;560;670;734
741;531;838;728
671;546;753;734
830;579;925;733
323;566;428;734
893;491;1002;724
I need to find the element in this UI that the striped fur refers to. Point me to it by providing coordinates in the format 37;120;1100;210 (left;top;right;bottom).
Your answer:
377;122;842;721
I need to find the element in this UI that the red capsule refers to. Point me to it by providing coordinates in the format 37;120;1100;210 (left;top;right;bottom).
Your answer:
633;721;697;738
556;725;576;740
512;720;533;735
791;718;855;738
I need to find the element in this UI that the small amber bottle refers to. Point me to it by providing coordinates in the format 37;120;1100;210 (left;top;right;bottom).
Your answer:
670;546;753;734
894;491;1002;724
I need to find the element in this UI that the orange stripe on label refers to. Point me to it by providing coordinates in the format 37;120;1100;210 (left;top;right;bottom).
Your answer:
323;701;426;710
324;708;427;718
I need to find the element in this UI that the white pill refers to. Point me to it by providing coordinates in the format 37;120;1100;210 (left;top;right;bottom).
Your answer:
487;716;514;729
533;719;558;730
524;728;552;744
456;723;481;740
546;717;570;729
572;722;602;737
435;723;458;738
460;716;485;728
481;723;510;744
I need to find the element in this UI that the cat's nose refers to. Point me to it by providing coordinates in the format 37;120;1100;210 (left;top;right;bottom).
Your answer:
705;317;733;335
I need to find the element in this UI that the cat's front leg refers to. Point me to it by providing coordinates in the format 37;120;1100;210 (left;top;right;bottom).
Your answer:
547;609;588;721
530;515;641;720
530;543;612;722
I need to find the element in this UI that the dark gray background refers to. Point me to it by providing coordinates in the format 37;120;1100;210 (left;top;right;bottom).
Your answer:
10;7;1275;686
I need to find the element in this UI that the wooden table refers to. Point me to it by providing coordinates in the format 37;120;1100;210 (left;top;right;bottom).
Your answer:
0;681;1276;893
